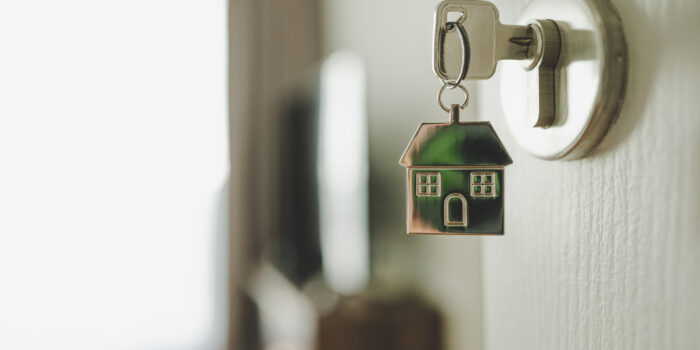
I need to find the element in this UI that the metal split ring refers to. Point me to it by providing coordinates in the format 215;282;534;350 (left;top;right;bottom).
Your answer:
439;21;470;89
438;83;469;112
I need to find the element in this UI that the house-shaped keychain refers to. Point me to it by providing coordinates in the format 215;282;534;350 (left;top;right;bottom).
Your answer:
399;105;512;235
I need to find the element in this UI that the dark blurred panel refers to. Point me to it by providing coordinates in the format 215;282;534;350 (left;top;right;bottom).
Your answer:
273;80;323;286
235;291;263;350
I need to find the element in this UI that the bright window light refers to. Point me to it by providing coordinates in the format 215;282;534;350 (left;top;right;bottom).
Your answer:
317;51;369;295
0;1;228;349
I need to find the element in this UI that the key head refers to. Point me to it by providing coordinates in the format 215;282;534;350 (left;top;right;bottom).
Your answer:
434;0;530;81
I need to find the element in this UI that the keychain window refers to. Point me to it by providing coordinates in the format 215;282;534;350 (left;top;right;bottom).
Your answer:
416;172;441;197
470;172;498;198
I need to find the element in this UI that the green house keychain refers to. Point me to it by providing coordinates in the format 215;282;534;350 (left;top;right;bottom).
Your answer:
400;104;512;235
399;6;512;235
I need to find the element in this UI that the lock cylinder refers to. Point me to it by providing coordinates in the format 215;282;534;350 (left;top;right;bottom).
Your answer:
523;19;562;128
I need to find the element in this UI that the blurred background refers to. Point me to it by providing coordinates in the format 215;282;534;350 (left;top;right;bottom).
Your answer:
0;0;483;349
2;0;700;349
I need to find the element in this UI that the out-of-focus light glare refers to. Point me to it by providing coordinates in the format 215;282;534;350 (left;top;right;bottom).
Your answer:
248;263;315;350
0;1;228;349
317;51;369;295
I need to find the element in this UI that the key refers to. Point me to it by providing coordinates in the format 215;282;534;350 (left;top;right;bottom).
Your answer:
434;0;561;127
433;0;532;80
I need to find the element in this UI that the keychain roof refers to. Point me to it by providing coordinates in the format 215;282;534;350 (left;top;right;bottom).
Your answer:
399;114;512;167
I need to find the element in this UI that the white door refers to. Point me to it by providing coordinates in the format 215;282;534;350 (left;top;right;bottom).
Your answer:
481;0;700;349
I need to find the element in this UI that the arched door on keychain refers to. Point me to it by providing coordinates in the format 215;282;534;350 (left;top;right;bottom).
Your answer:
444;193;468;227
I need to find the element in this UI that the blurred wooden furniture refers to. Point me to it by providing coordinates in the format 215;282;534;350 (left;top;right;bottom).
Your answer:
317;296;443;350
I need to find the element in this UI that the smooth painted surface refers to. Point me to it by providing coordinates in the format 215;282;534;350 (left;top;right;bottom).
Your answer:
482;0;700;348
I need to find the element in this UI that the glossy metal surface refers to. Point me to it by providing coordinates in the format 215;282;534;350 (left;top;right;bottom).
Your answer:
438;21;470;88
524;19;561;128
437;83;470;112
500;0;628;159
433;1;562;128
399;106;512;235
433;0;532;80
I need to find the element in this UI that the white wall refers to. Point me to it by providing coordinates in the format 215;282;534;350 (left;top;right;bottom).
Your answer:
0;1;228;349
481;0;700;349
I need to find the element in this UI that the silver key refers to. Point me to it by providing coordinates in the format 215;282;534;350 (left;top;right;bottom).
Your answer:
433;0;531;81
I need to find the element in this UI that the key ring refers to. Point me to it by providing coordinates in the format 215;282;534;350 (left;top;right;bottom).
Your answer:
438;82;469;112
439;21;470;89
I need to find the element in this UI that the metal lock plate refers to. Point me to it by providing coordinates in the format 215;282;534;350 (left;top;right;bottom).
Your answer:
500;0;627;159
435;0;627;160
433;0;530;80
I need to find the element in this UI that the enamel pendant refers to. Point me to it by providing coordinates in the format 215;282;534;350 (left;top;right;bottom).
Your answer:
400;105;512;235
